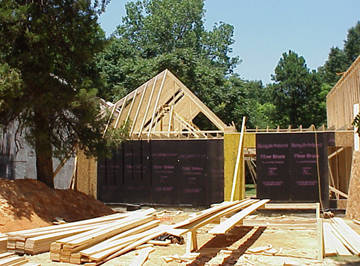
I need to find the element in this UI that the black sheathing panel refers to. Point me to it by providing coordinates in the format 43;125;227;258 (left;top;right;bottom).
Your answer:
256;133;331;208
97;139;224;207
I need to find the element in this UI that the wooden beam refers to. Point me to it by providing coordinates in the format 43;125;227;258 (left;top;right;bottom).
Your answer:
114;95;128;129
328;147;344;160
166;71;228;131
329;186;348;199
138;76;158;136
167;105;174;137
125;88;138;125
130;82;148;135
230;117;246;201
209;199;269;235
148;70;167;137
103;103;117;137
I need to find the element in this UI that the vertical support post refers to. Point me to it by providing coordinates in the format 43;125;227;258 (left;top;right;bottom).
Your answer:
354;104;359;151
230;116;246;201
186;230;198;253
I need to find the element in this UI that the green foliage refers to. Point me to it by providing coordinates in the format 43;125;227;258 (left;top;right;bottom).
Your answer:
96;0;239;112
270;50;325;128
0;0;125;187
320;21;360;87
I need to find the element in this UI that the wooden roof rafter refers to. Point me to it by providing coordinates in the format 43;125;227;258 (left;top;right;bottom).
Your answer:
106;69;235;139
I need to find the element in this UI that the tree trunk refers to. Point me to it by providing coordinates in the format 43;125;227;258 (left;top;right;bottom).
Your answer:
34;110;54;188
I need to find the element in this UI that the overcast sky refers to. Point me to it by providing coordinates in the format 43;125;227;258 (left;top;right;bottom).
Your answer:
98;0;360;84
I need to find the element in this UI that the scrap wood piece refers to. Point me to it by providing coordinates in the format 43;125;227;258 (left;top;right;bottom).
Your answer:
147;239;171;246
247;244;272;254
331;218;360;255
209;199;270;235
129;247;155;266
354;220;360;226
162;252;199;263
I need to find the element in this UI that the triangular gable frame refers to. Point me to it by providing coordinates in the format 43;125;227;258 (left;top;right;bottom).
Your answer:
105;69;235;139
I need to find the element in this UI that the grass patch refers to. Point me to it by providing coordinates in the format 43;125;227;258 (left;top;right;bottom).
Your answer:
245;183;256;198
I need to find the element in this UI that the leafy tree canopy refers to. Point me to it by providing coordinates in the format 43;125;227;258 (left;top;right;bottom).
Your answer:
270;50;325;128
0;0;126;188
96;0;240;112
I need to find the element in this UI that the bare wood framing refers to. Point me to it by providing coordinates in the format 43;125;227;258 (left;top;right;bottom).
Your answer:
114;95;128;129
138;76;158;136
328;147;345;160
148;70;167;137
125;89;138;125
130;82;149;135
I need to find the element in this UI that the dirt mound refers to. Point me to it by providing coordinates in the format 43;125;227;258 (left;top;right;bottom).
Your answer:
0;179;115;232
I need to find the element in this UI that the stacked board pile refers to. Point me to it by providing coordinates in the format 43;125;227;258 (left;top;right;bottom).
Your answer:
50;209;164;264
323;217;360;256
0;252;39;266
1;199;269;265
5;211;133;255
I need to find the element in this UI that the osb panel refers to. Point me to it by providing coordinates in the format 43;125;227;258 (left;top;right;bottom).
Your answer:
224;133;245;201
346;151;360;220
75;150;97;199
326;56;360;130
335;132;354;147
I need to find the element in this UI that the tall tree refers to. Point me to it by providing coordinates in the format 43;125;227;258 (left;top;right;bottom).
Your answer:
320;21;360;87
271;50;325;128
0;0;124;188
96;0;240;116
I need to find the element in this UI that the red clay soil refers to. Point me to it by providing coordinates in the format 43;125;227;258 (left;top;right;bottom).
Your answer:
0;179;115;233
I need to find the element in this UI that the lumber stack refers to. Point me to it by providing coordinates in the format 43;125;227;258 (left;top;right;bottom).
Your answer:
5;210;140;255
50;209;166;264
323;217;360;257
0;234;7;252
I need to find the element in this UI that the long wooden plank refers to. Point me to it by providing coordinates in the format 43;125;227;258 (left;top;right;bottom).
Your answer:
323;223;351;256
97;227;167;264
6;212;129;237
0;255;27;266
24;222;115;254
89;226;164;262
10;220;115;241
173;200;244;229
67;216;155;254
209;199;269;235
80;220;159;256
58;213;154;247
181;199;258;232
329;220;360;255
331;218;360;254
